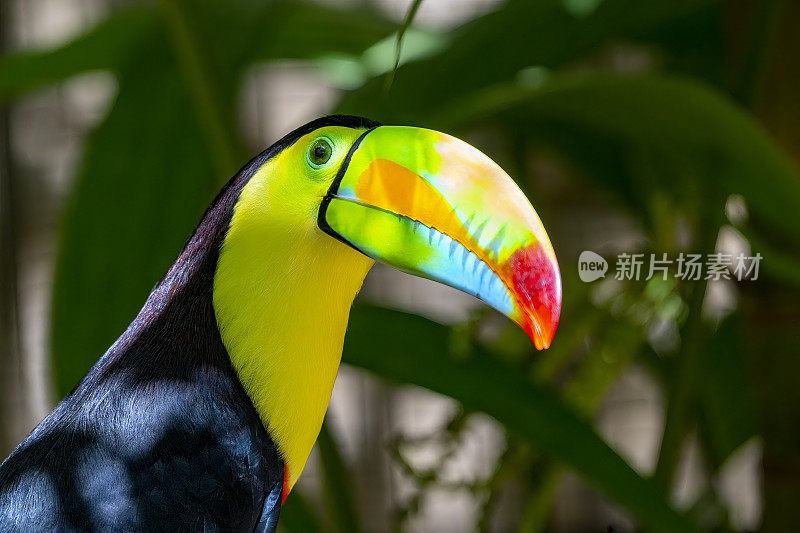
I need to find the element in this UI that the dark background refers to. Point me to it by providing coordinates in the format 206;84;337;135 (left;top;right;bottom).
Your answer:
1;0;799;531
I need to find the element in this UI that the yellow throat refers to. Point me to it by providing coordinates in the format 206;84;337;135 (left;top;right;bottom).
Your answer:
213;131;373;490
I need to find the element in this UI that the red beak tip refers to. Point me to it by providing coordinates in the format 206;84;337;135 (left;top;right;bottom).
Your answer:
520;316;557;351
507;242;561;351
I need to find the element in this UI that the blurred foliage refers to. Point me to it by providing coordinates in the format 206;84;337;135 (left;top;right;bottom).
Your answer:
2;0;800;530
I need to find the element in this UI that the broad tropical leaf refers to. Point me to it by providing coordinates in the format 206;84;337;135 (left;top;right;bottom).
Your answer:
343;304;700;533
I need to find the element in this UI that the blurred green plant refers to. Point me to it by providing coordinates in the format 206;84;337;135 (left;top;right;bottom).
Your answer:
2;0;799;530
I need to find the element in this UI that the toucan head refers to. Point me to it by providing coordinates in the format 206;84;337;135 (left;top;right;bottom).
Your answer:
213;115;561;490
220;116;560;347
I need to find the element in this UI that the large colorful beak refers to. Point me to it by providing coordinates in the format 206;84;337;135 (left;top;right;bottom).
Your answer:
319;126;561;349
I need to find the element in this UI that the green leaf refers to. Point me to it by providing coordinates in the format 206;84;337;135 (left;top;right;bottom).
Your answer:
170;0;396;99
338;0;719;122
50;33;218;396
342;304;700;533
244;1;395;63
0;8;156;102
433;74;800;255
0;0;394;105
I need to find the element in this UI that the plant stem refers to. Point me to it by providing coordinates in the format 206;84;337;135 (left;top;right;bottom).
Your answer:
651;280;706;493
317;421;362;533
520;463;563;532
384;0;424;93
652;184;719;494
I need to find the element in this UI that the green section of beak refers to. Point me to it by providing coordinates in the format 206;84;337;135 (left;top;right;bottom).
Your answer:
320;126;561;349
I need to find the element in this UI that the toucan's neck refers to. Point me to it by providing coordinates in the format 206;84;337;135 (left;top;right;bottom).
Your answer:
212;165;373;491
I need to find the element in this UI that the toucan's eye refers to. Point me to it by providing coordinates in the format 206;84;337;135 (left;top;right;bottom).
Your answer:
308;138;333;167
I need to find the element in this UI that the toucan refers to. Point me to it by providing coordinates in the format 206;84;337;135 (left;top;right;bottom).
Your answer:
0;115;561;531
